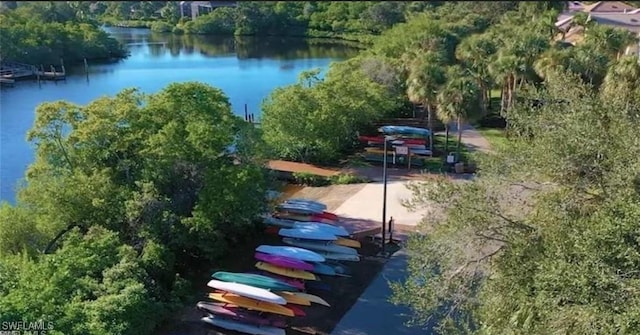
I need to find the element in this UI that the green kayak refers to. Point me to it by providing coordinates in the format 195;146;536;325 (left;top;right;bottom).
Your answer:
211;271;299;292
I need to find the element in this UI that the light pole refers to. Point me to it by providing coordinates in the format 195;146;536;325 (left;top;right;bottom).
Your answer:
381;135;392;255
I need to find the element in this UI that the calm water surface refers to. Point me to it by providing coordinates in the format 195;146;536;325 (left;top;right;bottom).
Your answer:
0;28;359;203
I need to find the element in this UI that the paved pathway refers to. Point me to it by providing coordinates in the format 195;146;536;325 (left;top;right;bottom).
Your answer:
440;123;492;153
331;250;434;335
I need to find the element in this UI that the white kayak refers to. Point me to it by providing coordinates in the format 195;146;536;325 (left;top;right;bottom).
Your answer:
207;280;286;305
293;222;349;237
277;203;323;214
279;228;338;241
256;245;325;262
321;252;360;262
284;198;327;210
201;316;286;335
282;238;358;255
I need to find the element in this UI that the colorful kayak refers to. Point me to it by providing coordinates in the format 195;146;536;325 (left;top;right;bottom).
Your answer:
207;280;286;305
282;238;358;255
275;291;311;306
286;304;306;316
358;135;427;145
256;245;325;262
284;199;327;210
335;237;361;248
263;215;297;228
201;316;286;335
293;222;349;237
207;293;295;317
196;301;287;328
320;252;360;262
211;271;299;292
277;203;323;215
279;228;338;241
254;252;314;271
256;262;318;281
326;261;353;277
289;292;330;307
311;262;337;276
252;271;306;290
379;125;431;137
317;211;339;221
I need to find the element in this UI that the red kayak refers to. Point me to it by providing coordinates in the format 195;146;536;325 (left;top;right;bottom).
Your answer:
359;135;427;145
315;211;339;221
264;226;280;235
286;304;306;317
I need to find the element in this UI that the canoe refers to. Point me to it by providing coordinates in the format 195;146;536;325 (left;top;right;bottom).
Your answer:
284;199;327;210
278;228;338;241
256;245;325;262
196;301;287;328
320;252;360;262
335;237;361;248
207;280;286;305
201;316;286;335
275;213;336;224
275;291;311;306
277;203;323;215
289;292;330;307
282;238;358;255
256;261;318;281
310;262;337;276
212;272;299;292
251;271;306;290
208;293;295;317
254;252;314;271
293;222;349;237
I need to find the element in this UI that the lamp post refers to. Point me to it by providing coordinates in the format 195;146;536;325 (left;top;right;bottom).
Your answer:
381;135;393;255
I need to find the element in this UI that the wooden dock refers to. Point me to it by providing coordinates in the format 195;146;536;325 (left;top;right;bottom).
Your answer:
1;61;66;82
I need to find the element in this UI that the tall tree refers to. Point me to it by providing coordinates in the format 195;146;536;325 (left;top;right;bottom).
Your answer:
405;52;446;154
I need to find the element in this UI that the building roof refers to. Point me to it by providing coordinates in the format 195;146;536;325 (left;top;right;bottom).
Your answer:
590;12;640;32
567;1;585;11
582;1;638;13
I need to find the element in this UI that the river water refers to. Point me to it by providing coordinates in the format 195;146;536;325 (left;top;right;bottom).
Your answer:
0;28;359;203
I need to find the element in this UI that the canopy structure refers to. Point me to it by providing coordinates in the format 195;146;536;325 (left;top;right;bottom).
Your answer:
378;125;430;138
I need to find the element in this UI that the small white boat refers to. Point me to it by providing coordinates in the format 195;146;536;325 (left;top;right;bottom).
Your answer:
282;238;358;255
293;222;349;237
201;316;286;335
256;245;325;262
207;280;287;305
285;198;327;210
279;228;338;241
277;203;323;214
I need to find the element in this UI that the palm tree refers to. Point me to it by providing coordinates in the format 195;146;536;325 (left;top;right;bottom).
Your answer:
405;51;446;154
437;65;482;160
456;33;497;116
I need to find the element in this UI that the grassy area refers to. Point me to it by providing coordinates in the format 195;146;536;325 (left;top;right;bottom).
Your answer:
475;127;510;149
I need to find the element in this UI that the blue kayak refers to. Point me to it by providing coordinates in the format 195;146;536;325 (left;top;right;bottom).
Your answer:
379;125;430;137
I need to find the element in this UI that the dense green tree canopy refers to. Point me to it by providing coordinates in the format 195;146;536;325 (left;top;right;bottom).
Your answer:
392;60;640;334
0;82;268;334
0;2;127;65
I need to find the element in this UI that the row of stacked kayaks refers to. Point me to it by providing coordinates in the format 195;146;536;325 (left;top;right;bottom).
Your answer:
197;198;361;335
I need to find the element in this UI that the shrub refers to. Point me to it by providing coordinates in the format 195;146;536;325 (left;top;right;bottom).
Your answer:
150;21;174;33
292;172;330;187
329;173;370;185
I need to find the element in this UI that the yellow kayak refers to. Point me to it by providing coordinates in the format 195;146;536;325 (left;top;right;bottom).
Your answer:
275;291;311;306
207;293;295;317
289;292;330;307
335;237;361;248
255;262;318;281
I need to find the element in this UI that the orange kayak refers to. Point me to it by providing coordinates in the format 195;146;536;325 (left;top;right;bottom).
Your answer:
208;293;295;317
